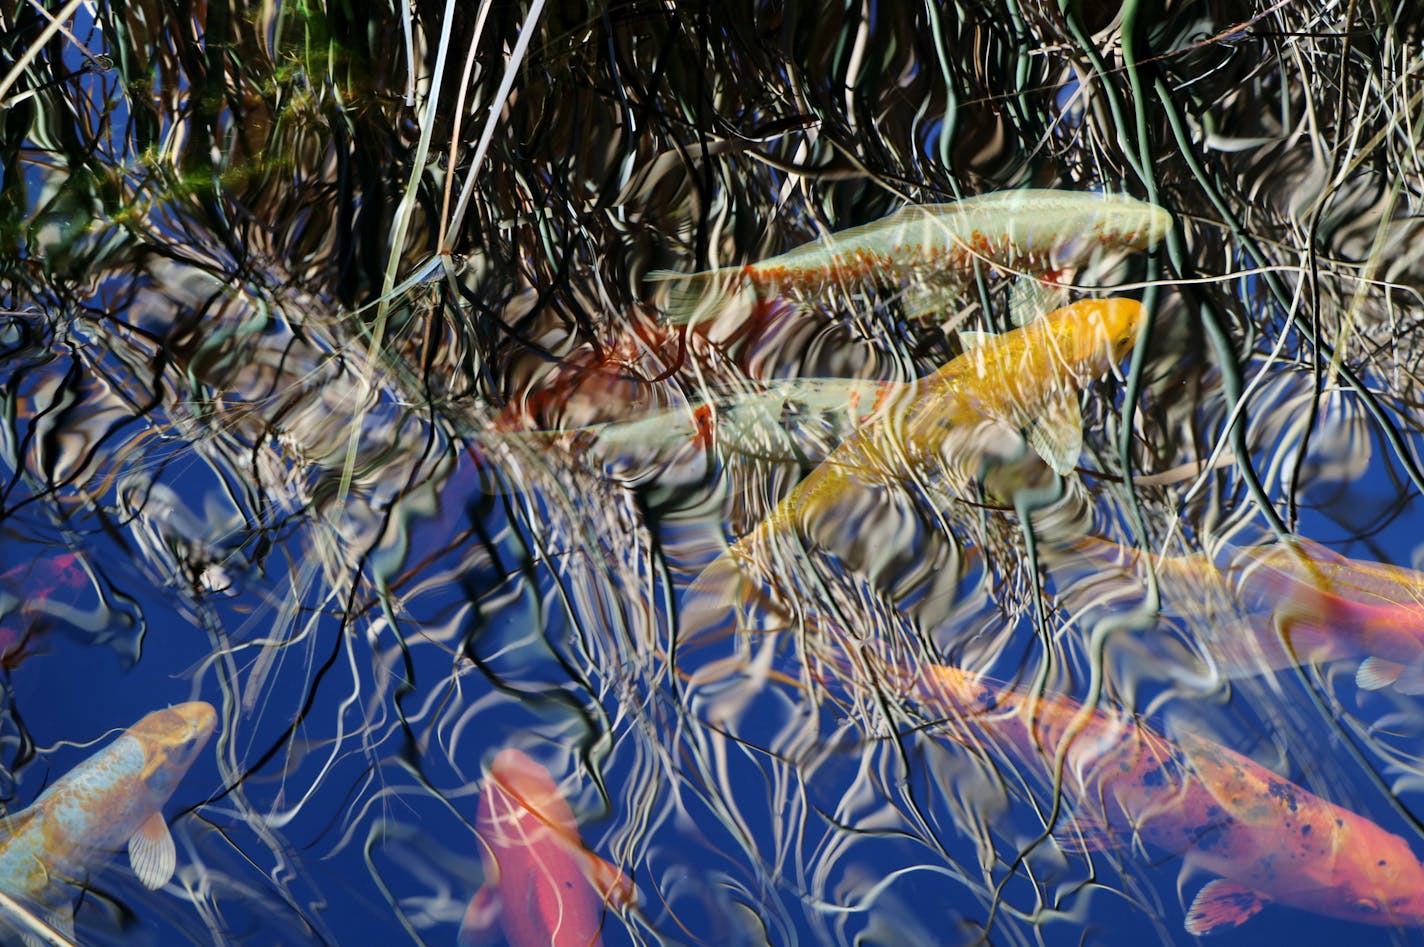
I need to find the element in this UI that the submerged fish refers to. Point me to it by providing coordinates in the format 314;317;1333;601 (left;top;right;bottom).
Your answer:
0;554;90;671
911;662;1424;933
501;375;897;474
460;748;634;947
691;298;1145;617
0;702;216;939
648;190;1171;324
1049;536;1424;691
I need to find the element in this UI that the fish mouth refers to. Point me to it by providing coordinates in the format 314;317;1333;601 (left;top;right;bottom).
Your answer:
129;701;218;779
171;701;219;740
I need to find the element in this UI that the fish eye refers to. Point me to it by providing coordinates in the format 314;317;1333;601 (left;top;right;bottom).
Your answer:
1354;898;1384;914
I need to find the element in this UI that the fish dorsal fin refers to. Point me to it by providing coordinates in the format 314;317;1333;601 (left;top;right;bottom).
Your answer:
457;886;502;947
1171;730;1253;819
956;330;997;351
581;849;636;908
1357;657;1402;692
128;811;176;890
1184;879;1267;935
1024;392;1084;476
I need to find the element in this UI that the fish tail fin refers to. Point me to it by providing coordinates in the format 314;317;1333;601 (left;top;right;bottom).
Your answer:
647;267;753;326
582;850;637;909
679;546;783;642
457;887;501;947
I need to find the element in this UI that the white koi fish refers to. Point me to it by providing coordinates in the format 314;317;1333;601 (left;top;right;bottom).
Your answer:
648;189;1171;324
0;702;216;941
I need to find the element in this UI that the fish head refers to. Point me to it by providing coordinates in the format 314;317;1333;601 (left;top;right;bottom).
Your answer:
1332;829;1424;926
1095;198;1174;251
481;749;579;843
1029;298;1145;383
1084;297;1146;365
124;701;217;798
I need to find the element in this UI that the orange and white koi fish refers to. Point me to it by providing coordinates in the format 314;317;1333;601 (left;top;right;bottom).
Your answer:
692;298;1144;614
1049;536;1424;692
910;662;1424;933
648;190;1171;324
0;702;216;940
459;749;634;947
500;375;897;475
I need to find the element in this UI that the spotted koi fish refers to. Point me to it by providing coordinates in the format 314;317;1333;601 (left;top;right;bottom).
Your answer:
1050;536;1424;692
912;662;1424;933
459;748;634;947
0;702;216;941
648;189;1171;324
689;298;1144;619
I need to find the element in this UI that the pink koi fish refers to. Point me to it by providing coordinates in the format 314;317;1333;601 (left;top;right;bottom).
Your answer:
460;749;634;947
907;661;1424;933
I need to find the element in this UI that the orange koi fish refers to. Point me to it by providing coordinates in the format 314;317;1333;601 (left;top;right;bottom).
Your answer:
0;702;216;940
648;190;1171;324
460;749;634;947
912;662;1424;933
1050;536;1424;692
693;298;1144;615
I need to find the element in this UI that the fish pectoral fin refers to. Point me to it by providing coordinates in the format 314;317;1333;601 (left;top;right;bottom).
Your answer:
128;811;177;890
1184;879;1268;935
1007;276;1069;327
1050;806;1127;854
1357;657;1403;691
15;903;74;947
956;330;998;352
456;886;502;947
1356;656;1424;694
581;849;636;908
1024;394;1084;476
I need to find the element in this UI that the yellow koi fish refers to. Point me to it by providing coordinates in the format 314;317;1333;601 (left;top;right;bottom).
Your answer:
648;190;1171;324
912;662;1424;933
691;298;1144;617
0;702;216;940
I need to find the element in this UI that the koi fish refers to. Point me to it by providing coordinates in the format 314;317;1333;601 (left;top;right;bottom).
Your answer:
0;554;91;671
1048;536;1424;692
911;662;1424;933
460;748;634;947
0;702;217;940
648;190;1171;324
496;375;897;475
691;298;1144;618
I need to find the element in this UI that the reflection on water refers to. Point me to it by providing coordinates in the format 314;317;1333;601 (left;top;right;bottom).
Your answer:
3;1;1424;945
